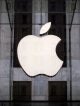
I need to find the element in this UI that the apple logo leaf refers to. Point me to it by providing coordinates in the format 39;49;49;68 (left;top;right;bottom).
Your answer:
40;22;51;35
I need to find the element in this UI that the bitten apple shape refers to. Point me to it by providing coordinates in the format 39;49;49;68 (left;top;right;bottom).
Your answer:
17;22;63;77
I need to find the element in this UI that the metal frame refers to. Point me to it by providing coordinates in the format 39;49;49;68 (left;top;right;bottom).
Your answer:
5;0;13;101
69;0;77;101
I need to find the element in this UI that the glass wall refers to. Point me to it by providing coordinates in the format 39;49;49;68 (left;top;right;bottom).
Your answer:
0;0;80;103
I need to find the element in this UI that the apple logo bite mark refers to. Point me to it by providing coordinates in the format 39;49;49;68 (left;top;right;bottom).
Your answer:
17;22;63;77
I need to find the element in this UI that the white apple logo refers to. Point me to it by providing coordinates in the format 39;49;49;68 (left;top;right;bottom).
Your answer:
17;22;63;77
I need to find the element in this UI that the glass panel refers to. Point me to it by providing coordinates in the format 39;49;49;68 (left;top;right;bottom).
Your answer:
0;0;80;102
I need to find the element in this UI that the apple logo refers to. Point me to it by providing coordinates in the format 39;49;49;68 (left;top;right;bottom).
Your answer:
17;22;63;77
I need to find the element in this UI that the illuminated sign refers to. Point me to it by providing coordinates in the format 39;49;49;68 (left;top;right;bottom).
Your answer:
17;22;63;77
